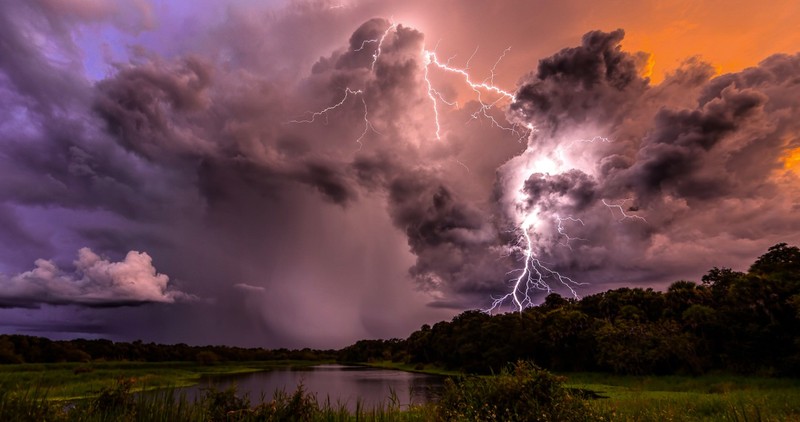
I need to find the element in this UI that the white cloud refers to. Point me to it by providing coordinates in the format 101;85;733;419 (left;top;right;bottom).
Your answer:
0;247;193;307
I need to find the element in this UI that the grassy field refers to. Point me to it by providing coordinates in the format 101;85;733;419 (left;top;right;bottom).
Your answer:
366;362;800;420
2;361;800;420
0;360;323;400
564;372;800;421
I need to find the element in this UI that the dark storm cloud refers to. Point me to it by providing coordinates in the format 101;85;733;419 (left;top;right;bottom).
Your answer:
511;29;649;135
91;42;372;207
2;0;799;346
523;170;597;213
299;161;357;204
93;56;215;159
351;153;400;190
0;2;206;311
0;2;197;227
0;7;457;343
621;86;766;202
384;173;512;300
505;29;800;287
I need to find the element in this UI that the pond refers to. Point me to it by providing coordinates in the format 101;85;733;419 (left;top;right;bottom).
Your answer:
182;364;445;411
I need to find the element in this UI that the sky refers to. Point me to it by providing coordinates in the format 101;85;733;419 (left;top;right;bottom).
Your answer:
1;0;799;348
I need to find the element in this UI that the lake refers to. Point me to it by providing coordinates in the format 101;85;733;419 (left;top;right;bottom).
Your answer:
183;364;445;411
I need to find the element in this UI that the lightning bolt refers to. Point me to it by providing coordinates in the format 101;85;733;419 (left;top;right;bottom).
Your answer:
286;21;397;146
423;50;516;101
422;46;533;141
371;20;398;71
287;88;378;148
485;212;588;313
291;22;633;313
555;215;587;250
602;199;647;223
290;23;525;145
370;24;582;311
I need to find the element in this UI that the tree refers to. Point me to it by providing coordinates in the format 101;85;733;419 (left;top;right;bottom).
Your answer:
749;243;800;276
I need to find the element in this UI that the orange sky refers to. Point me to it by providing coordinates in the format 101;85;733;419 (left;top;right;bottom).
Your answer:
387;0;800;86
601;0;800;82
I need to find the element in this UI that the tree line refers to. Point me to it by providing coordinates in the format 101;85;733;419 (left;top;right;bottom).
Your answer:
2;243;798;376
340;243;800;376
0;336;337;364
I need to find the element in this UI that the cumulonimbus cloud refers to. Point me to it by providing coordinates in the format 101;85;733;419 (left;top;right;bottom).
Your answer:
1;0;798;345
0;248;193;308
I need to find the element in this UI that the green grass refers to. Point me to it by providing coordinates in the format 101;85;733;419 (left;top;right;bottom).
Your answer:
0;360;324;400
360;361;463;377
563;372;800;421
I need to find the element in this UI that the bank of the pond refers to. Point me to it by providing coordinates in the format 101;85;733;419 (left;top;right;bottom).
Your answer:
358;361;463;377
4;361;800;421
178;364;446;412
359;364;800;420
0;360;327;400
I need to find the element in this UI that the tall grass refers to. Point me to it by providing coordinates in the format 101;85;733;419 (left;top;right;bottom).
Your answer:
0;377;438;421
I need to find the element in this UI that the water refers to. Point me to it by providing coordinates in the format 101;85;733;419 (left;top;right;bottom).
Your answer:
182;364;445;411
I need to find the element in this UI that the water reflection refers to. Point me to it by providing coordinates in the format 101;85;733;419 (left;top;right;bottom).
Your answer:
182;364;444;411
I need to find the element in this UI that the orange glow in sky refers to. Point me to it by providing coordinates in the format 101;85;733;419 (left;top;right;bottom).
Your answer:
584;1;800;82
785;147;800;172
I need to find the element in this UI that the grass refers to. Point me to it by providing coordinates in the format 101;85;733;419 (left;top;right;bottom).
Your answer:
0;378;438;421
360;361;463;377
563;372;800;421
0;360;324;400
2;361;800;420
366;363;800;421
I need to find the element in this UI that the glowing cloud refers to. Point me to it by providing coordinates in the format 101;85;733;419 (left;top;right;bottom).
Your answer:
0;248;192;308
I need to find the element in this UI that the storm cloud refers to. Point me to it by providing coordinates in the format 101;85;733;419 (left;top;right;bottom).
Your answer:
503;29;800;285
0;0;798;347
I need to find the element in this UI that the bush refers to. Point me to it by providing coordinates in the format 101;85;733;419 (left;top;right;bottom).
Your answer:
200;384;251;421
436;361;598;421
252;384;319;421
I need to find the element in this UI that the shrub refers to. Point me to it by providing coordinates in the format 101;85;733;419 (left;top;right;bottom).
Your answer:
200;384;251;421
436;361;598;421
252;383;319;421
